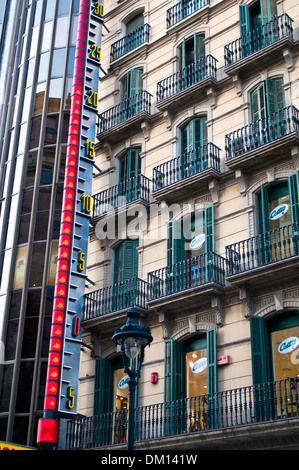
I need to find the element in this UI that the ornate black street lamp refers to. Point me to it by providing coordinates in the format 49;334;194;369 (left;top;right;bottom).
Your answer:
112;307;153;451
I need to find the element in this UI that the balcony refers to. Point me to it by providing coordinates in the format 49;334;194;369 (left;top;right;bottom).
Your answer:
224;14;295;78
65;376;299;450
147;252;225;312
225;106;299;171
166;0;209;29
110;24;150;63
226;223;299;288
91;174;151;221
156;55;217;114
97;90;152;142
83;278;148;325
152;143;220;202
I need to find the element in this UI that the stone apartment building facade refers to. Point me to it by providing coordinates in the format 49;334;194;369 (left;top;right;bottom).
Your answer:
68;0;299;450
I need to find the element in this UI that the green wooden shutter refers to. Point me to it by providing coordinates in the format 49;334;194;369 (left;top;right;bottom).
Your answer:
239;4;251;36
204;204;214;253
251;83;266;122
164;339;183;402
194;117;207;148
123;69;143;100
129;69;143;96
94;358;113;415
167;220;185;266
126;13;144;35
288;172;299;249
207;327;217;429
114;239;138;283
260;185;270;233
260;0;277;24
207;327;217;394
195;34;205;62
126;148;141;180
250;316;267;385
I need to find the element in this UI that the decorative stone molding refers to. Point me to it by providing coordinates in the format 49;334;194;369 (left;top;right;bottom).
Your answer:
211;296;223;326
283;47;294;72
291;146;299;170
235;169;247;195
164;305;220;341
141;121;151;141
250;286;299;318
209;179;219;205
239;286;251;318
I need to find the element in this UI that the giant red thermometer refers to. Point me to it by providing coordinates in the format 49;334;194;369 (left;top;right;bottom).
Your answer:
37;0;103;449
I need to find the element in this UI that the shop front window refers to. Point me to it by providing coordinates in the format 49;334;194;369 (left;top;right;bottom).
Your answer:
114;368;129;412
186;348;207;398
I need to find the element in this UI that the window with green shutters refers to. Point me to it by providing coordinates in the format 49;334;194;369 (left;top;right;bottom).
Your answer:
289;171;299;227
251;78;284;121
122;69;143;100
180;34;205;69
114;239;138;284
126;13;144;36
250;78;285;143
119;148;141;202
240;0;277;33
179;34;205;89
258;174;299;263
94;358;113;415
239;0;278;55
119;149;141;183
113;239;139;310
164;332;218;400
250;311;299;421
181;117;207;177
182;117;207;154
167;204;214;266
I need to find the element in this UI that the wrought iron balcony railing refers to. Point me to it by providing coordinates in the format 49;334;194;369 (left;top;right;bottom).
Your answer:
156;54;217;104
225;106;299;162
224;13;294;68
97;90;152;135
83;278;148;321
166;0;209;29
92;174;151;219
152;143;220;192
65;376;299;449
148;252;226;301
110;24;150;62
226;223;299;277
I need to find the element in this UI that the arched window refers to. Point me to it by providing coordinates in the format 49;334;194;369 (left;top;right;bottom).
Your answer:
251;78;284;123
114;239;138;284
250;311;299;419
125;13;144;36
257;173;299;262
179;33;205;70
122;69;143;100
119;148;141;183
167;205;214;267
181;116;207;154
164;329;217;430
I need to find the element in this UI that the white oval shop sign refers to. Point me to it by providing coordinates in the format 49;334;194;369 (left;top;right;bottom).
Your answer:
191;357;207;374
269;204;288;221
190;234;205;250
118;375;130;389
278;337;299;354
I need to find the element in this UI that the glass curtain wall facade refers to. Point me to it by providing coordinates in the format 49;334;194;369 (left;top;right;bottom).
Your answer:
0;0;80;447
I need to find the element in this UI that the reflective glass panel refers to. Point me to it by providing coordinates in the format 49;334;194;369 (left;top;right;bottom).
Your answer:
28;243;46;287
55;17;69;48
51;48;66;78
37;52;50;83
